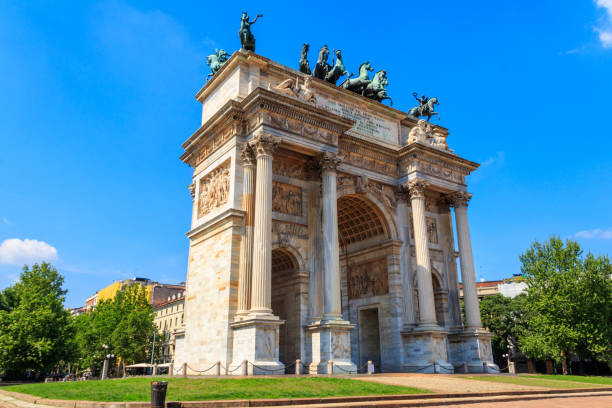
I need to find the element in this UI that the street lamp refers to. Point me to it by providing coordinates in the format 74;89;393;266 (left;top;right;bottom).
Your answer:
101;345;113;380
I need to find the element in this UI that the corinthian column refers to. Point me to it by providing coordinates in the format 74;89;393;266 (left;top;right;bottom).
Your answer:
320;152;343;321
236;145;256;316
395;187;416;328
407;179;438;328
451;191;482;329
248;133;280;316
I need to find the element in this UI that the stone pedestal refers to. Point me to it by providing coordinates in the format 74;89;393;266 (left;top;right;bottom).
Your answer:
448;329;498;373
307;321;356;374
401;328;453;373
230;317;285;375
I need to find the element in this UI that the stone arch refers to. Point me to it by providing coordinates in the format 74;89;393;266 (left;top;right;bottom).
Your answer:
337;190;398;242
337;194;393;247
271;243;306;272
412;267;447;327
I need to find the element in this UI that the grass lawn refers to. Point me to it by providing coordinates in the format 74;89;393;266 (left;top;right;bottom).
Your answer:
522;375;612;385
461;375;609;389
3;377;430;402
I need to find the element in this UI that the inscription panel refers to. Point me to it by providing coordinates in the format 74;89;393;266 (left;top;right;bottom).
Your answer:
317;95;399;145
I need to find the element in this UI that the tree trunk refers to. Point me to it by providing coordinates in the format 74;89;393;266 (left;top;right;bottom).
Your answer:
561;351;568;375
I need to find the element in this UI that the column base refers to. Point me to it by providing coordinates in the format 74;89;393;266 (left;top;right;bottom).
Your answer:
401;328;453;374
448;328;499;373
307;320;356;374
230;317;285;376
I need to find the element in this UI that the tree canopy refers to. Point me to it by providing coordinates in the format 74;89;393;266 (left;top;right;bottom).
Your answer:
518;236;612;371
0;263;75;376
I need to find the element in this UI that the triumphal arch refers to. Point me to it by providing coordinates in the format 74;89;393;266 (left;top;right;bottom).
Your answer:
174;50;497;374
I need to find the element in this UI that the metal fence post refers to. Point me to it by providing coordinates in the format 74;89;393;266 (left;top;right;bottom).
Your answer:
327;360;333;375
215;361;221;376
296;359;302;375
182;362;187;377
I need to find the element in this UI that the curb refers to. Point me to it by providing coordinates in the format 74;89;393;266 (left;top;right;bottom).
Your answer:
1;387;611;408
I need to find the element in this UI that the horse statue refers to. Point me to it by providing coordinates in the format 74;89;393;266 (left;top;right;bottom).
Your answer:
206;49;230;80
324;50;349;85
363;70;392;105
313;45;331;81
409;93;440;121
339;61;373;94
239;12;263;52
299;43;311;75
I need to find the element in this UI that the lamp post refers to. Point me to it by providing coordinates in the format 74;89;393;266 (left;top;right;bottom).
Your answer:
101;344;114;380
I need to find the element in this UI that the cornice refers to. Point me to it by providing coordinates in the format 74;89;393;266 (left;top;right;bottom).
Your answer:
399;142;479;175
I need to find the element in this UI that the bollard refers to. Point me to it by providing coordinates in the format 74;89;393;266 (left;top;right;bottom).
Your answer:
483;361;488;373
150;381;168;408
509;361;516;375
242;360;248;376
367;360;374;375
215;361;221;376
295;359;302;375
462;362;468;373
152;363;158;376
327;360;333;375
182;362;187;377
169;362;174;377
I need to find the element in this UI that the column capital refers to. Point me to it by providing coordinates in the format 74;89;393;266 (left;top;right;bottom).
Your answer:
319;152;343;172
450;191;472;208
407;179;428;199
249;134;280;158
240;144;257;166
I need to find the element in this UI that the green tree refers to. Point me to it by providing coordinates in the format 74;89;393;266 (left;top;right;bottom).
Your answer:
479;293;528;366
0;263;75;377
519;236;612;373
74;284;158;376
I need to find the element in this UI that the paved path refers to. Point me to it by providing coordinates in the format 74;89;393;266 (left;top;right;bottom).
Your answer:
437;394;612;407
357;373;548;392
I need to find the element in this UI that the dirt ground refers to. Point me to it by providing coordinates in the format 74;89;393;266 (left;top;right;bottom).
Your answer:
357;373;549;393
437;394;612;408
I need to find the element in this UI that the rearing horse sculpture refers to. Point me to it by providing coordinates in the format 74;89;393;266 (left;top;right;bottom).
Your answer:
339;61;373;95
363;70;392;105
409;97;440;121
324;50;349;85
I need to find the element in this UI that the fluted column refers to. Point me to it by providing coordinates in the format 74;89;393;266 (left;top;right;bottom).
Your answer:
395;187;417;328
320;152;343;321
451;191;482;329
236;145;257;316
407;179;438;328
248;134;280;316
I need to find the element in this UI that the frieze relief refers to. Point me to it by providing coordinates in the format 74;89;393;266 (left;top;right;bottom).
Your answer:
347;257;389;300
197;160;231;218
402;156;466;185
273;158;307;180
195;127;235;167
248;110;338;146
272;181;302;216
341;149;396;177
362;179;397;210
272;221;308;240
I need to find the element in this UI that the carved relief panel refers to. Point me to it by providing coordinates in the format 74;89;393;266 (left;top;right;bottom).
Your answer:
426;217;439;244
197;160;230;218
347;257;389;300
272;181;302;216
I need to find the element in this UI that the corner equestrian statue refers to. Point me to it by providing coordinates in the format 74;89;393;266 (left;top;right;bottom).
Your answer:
339;61;373;95
363;70;392;105
239;12;263;52
324;49;349;85
299;43;311;75
206;49;230;80
409;92;440;121
313;45;331;81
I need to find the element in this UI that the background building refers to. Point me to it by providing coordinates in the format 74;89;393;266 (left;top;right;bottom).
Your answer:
153;292;185;363
459;276;527;300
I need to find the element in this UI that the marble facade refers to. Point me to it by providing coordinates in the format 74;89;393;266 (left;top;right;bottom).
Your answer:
175;50;497;374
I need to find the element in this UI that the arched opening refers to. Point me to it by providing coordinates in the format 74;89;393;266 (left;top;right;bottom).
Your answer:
413;269;446;327
337;194;391;372
271;248;301;371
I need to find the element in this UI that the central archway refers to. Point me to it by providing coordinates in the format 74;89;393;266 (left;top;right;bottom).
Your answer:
337;194;392;372
271;248;301;371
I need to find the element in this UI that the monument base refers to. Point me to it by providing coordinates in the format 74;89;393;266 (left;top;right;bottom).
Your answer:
401;326;453;373
307;320;357;374
230;316;285;375
448;328;499;373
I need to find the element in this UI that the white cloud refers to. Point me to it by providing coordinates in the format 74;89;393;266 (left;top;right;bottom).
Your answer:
481;151;505;167
596;1;612;48
575;228;612;240
0;238;58;266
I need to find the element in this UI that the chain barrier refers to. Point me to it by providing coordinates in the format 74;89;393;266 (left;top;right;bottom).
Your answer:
248;361;286;374
186;363;217;374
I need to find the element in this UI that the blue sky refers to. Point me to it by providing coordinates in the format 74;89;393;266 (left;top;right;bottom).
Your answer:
1;1;611;308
